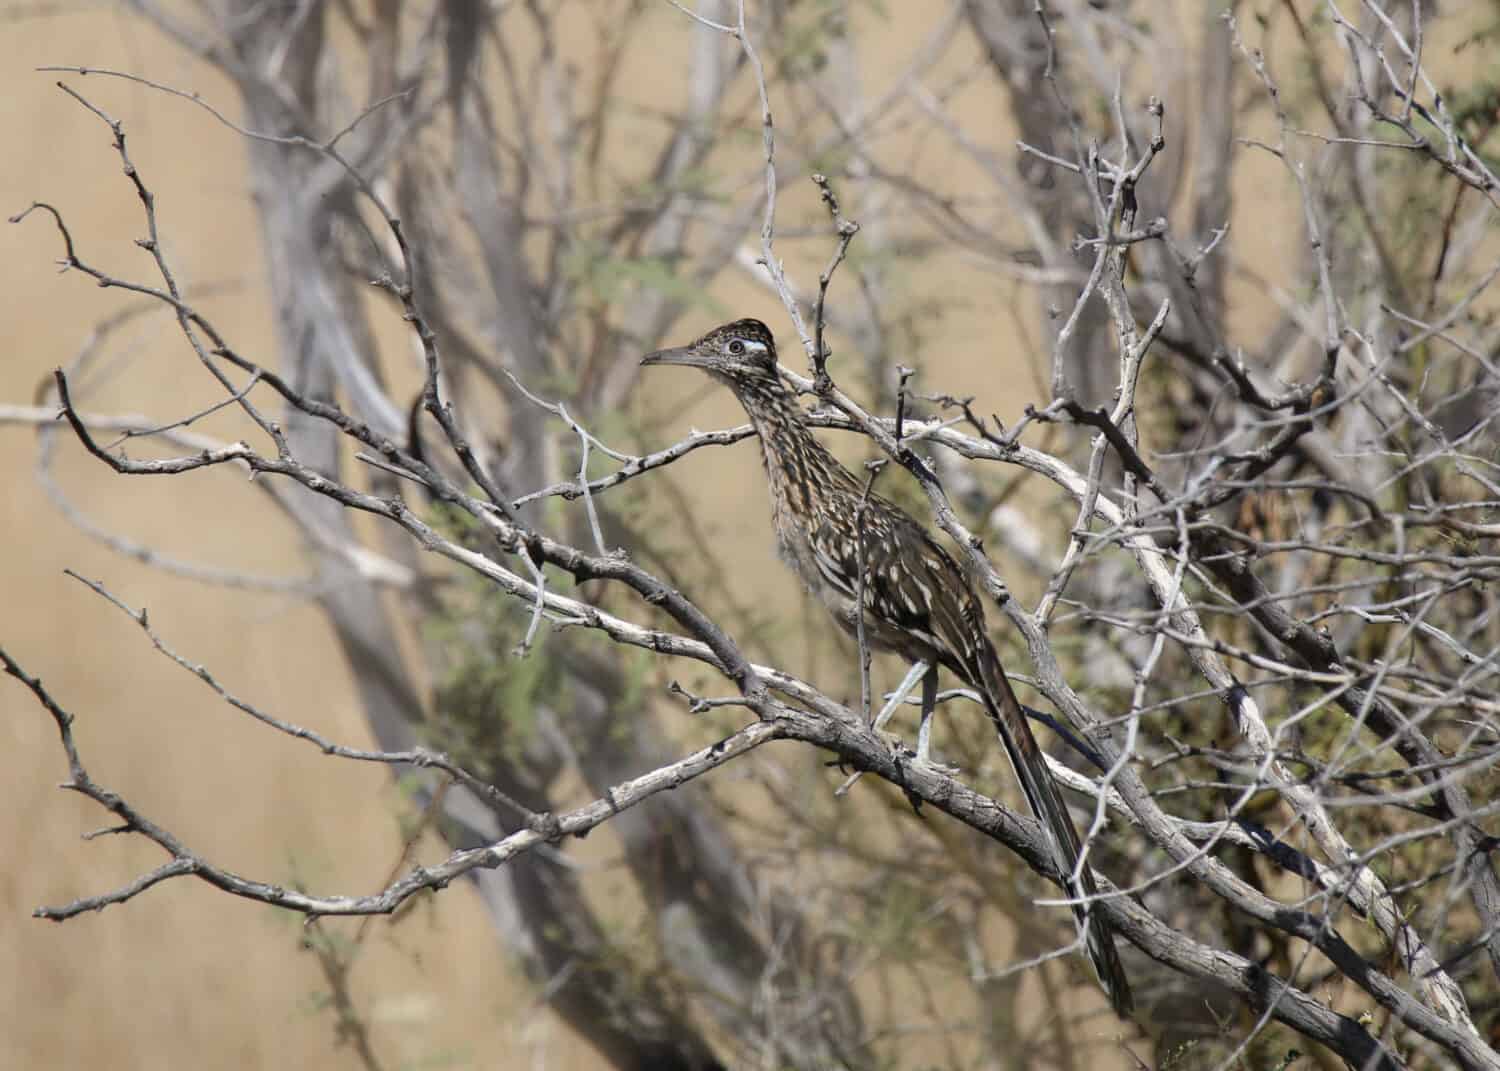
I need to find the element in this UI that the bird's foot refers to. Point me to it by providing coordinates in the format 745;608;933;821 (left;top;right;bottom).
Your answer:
920;757;963;777
913;739;961;777
834;732;914;798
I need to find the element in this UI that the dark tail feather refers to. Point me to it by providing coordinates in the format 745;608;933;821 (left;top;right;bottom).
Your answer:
968;639;1134;1016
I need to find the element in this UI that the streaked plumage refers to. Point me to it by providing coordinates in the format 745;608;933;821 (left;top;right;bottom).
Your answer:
642;318;1132;1016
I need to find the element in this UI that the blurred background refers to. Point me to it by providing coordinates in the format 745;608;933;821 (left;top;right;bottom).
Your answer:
4;2;1498;1069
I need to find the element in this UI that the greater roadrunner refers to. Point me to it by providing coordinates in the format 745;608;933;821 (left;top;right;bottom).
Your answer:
641;318;1132;1016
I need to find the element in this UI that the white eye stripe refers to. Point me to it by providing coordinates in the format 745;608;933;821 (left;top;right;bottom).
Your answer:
728;338;769;354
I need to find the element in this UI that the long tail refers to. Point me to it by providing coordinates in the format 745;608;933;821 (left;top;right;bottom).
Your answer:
963;634;1133;1016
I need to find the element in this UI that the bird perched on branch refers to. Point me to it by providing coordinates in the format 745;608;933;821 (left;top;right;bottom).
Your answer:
641;317;1132;1016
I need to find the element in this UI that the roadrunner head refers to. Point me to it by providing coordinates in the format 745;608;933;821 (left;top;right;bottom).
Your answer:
640;318;779;386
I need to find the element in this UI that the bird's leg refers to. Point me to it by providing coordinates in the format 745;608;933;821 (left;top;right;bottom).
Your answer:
915;663;939;763
913;665;961;775
871;659;930;733
835;660;930;798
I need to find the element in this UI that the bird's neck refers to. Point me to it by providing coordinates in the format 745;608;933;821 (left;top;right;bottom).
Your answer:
729;374;853;516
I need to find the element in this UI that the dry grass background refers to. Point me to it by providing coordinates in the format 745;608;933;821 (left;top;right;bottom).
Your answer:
0;3;1313;1068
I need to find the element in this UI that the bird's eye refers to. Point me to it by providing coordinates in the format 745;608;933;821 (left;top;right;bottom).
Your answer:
727;339;746;356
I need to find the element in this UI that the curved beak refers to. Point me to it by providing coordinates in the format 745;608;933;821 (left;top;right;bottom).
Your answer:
640;345;704;368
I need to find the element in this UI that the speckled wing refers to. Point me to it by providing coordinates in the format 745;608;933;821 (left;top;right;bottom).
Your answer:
805;489;973;670
811;489;1134;1015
